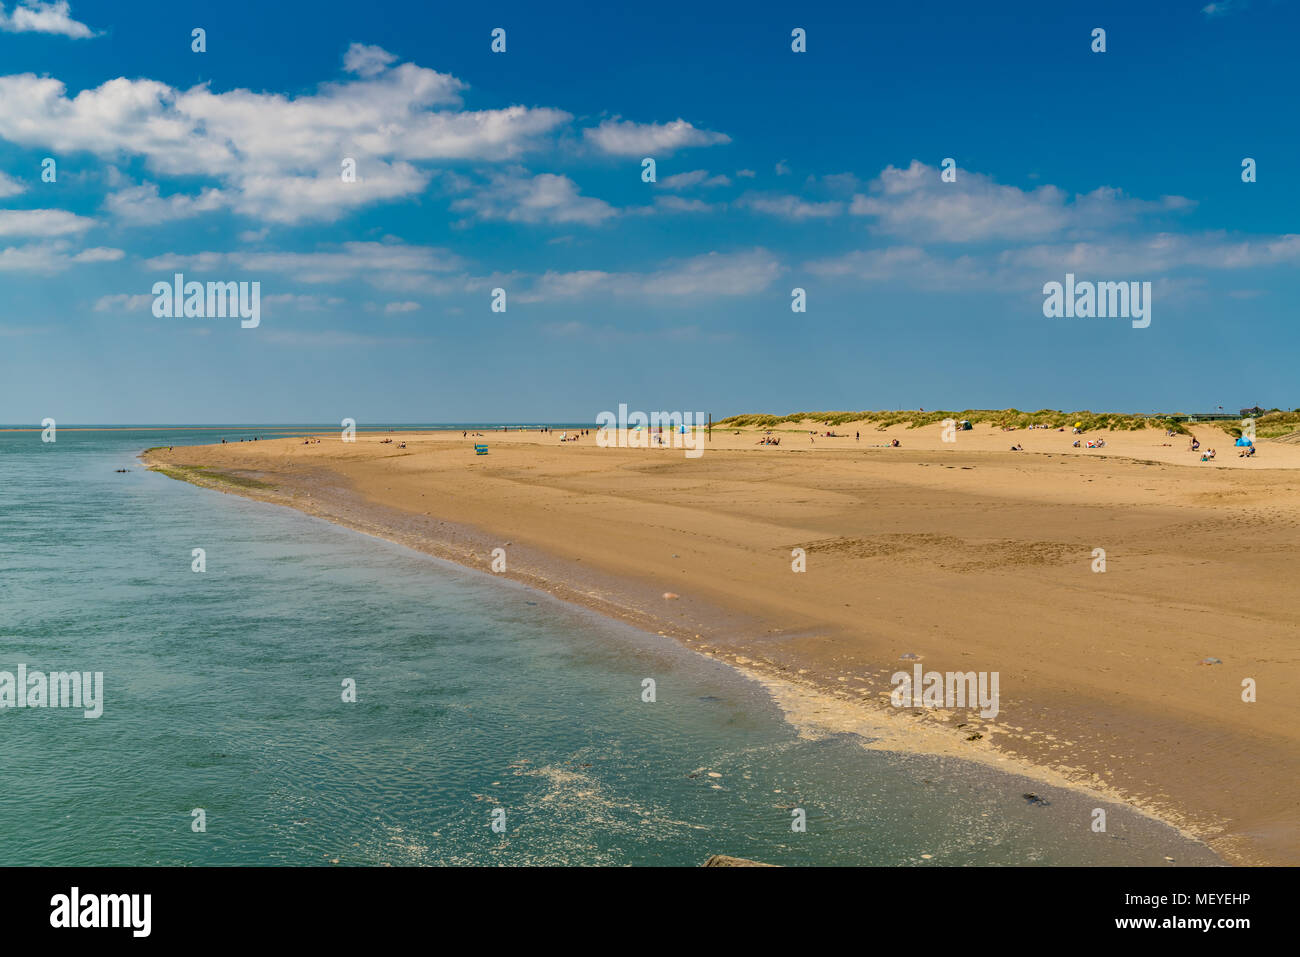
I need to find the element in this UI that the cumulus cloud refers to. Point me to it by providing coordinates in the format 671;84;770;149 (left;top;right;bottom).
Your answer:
0;1;98;38
0;208;95;236
104;183;226;225
848;160;1194;243
0;48;569;223
343;42;399;77
583;117;730;156
451;171;616;225
0;239;114;272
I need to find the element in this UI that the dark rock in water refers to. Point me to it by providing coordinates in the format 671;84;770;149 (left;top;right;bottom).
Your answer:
1023;792;1051;806
703;854;777;867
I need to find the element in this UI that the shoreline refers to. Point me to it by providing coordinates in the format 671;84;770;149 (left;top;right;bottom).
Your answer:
139;425;1300;865
139;448;1224;863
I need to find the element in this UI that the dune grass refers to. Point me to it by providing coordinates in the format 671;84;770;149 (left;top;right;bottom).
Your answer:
716;409;1192;434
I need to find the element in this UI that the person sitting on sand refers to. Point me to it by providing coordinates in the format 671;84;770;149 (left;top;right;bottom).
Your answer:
1011;444;1023;451
891;439;900;447
1191;439;1200;451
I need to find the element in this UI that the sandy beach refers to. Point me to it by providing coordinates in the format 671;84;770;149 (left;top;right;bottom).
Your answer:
142;419;1300;865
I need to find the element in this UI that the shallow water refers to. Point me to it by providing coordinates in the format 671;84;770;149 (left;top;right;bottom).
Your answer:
0;428;1220;865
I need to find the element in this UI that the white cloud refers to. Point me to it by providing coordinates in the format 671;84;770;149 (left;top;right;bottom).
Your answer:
659;169;731;190
0;239;106;272
71;246;123;262
452;171;616;225
849;160;1194;243
0;1;98;38
0;208;95;236
0;48;569;223
343;43;399;77
384;300;420;313
650;195;719;214
104;182;225;225
0;170;26;198
738;193;842;220
806;246;986;289
583;117;729;156
520;249;781;302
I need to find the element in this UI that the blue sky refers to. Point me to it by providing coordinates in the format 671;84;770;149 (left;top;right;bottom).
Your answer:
0;0;1297;423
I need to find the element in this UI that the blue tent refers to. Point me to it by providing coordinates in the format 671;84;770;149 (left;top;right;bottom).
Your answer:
1235;436;1253;447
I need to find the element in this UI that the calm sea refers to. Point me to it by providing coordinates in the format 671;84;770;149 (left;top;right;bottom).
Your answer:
0;427;1219;865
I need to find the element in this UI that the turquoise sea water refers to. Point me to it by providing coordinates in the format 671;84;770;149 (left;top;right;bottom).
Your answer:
0;428;1219;866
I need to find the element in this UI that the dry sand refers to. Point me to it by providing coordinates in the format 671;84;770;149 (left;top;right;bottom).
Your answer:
143;419;1300;865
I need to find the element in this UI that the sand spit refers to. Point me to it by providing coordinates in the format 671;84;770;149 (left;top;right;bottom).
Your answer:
142;420;1300;865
